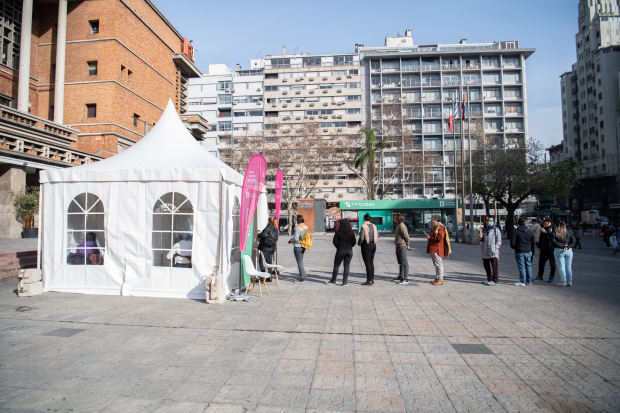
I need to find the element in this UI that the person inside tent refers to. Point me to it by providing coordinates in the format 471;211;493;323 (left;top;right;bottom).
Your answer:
168;234;192;268
70;232;102;265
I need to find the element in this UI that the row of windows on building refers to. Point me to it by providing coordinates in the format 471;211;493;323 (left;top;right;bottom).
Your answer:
265;69;359;79
369;56;521;70
371;73;521;86
268;55;355;66
372;88;522;102
265;83;360;91
66;192;193;268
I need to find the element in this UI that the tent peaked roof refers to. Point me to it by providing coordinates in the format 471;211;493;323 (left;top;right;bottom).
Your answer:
40;100;242;184
76;99;231;172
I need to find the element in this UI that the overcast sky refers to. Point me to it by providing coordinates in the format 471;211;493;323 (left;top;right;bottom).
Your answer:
155;0;578;149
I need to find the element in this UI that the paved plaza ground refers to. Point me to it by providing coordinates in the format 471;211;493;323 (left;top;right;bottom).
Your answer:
0;234;619;412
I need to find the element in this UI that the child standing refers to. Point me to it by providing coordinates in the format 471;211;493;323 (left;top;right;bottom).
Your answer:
611;230;618;257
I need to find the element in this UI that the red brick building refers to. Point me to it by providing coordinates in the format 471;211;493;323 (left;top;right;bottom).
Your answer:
0;0;204;237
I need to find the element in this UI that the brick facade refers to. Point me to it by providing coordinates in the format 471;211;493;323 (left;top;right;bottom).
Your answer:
3;0;200;156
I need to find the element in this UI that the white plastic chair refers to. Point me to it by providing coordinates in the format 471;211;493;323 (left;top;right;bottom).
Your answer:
242;255;271;297
258;250;282;286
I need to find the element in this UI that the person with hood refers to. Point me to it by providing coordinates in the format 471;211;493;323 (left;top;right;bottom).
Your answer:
550;220;576;287
257;217;278;281
534;218;556;283
479;216;502;286
393;213;412;285
427;215;447;285
358;213;378;285
510;217;536;286
326;219;356;286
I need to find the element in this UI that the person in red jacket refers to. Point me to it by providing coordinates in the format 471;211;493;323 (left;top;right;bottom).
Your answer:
427;215;447;285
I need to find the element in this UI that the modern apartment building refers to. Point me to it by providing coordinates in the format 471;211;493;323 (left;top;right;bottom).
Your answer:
187;63;264;161
0;0;202;237
358;31;534;206
556;0;620;219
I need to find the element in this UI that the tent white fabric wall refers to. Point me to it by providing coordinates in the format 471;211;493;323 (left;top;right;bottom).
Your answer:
40;100;244;300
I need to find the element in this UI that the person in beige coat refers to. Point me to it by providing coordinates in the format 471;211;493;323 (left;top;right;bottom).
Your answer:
393;213;412;285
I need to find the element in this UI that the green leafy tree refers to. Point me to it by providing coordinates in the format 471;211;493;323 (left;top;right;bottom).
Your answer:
10;186;39;228
542;158;582;208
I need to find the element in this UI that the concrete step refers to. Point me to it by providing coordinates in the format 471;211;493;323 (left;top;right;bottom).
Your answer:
0;250;39;283
0;272;19;283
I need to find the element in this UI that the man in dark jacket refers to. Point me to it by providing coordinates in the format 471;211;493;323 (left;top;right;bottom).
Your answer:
534;218;556;283
510;217;536;286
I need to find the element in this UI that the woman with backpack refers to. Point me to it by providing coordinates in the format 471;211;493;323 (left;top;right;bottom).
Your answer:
257;217;278;281
479;216;502;286
326;219;356;286
289;215;309;283
358;213;378;285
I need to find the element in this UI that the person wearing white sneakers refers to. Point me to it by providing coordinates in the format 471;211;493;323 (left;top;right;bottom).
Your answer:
479;216;502;286
427;215;447;285
550;221;576;287
510;217;536;286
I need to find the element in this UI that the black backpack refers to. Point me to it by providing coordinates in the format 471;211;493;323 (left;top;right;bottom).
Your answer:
264;227;279;247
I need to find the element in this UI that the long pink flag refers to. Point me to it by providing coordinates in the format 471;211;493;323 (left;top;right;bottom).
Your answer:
275;169;283;224
240;154;267;252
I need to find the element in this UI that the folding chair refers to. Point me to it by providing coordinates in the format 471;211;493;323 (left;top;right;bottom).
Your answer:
258;250;282;286
242;255;271;298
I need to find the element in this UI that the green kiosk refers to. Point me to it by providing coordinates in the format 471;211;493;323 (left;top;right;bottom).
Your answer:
339;199;459;235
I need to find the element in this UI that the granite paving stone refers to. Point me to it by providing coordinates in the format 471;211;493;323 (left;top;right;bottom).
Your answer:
1;235;619;412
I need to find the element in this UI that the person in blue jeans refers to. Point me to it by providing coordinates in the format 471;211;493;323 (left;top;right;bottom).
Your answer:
510;217;536;286
550;221;576;287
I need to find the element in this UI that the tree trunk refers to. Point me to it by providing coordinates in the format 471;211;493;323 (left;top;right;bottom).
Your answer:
287;205;294;236
483;198;491;218
505;205;516;240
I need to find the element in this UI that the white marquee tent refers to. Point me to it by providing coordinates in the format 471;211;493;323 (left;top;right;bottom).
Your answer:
39;100;257;301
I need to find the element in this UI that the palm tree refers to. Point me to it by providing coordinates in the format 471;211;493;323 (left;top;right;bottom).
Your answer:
354;127;392;200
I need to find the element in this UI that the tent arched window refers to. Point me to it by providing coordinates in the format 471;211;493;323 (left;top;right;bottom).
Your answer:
66;193;105;265
153;192;194;268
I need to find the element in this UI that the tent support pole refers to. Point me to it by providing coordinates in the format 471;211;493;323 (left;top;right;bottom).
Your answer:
36;185;42;270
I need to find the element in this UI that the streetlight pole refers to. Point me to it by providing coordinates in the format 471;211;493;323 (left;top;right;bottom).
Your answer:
459;84;466;243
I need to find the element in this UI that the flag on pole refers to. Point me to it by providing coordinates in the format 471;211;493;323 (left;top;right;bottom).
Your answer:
462;91;467;120
449;105;454;133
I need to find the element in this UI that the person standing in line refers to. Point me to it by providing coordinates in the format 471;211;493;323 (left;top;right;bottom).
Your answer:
393;213;412;285
326;219;356;286
510;217;536;286
479;216;502;286
534;218;556;283
358;213;378;285
550;221;576;287
333;220;340;233
573;226;583;250
257;217;278;281
447;221;454;238
427;215;447;285
530;219;541;248
289;215;309;283
610;229;618;257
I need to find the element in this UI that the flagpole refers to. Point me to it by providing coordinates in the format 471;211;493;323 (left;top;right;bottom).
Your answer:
453;98;458;241
460;83;466;243
467;82;474;245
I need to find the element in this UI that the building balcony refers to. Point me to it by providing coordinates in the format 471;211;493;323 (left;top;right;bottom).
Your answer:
421;80;441;87
0;105;104;167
